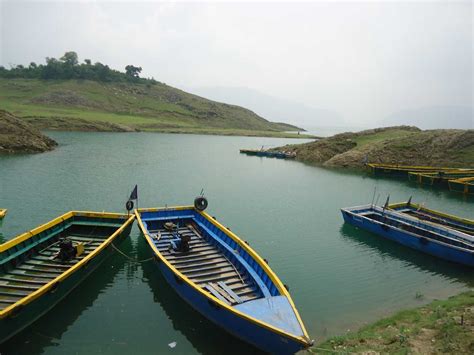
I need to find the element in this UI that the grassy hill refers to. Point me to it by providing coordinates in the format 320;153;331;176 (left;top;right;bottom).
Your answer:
276;126;474;168
0;78;306;137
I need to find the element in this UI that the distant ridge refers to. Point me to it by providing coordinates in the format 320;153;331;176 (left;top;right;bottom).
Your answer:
188;86;344;128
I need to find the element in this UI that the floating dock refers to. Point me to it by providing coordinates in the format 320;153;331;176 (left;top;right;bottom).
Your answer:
366;164;474;195
407;171;474;187
366;163;471;177
449;177;474;195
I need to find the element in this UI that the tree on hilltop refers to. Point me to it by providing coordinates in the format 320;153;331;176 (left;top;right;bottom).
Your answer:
125;65;142;79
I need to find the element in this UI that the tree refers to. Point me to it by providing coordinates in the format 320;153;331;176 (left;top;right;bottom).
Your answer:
60;51;78;66
84;59;91;65
41;57;63;79
125;65;142;79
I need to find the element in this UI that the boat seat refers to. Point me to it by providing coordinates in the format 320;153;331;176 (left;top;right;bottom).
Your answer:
205;282;245;305
204;283;231;305
217;281;243;304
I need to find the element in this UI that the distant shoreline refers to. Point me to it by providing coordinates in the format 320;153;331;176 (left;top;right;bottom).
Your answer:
274;126;474;169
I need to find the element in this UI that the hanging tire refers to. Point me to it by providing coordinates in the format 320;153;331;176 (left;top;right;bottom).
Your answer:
194;197;208;211
126;200;134;212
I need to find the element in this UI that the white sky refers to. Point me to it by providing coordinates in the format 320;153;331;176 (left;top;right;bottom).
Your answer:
1;0;472;124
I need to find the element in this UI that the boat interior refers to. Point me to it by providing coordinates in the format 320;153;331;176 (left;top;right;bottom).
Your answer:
395;208;474;236
360;211;474;251
0;218;125;311
145;219;266;305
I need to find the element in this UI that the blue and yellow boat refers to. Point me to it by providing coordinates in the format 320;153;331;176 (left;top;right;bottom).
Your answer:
341;204;474;267
389;201;474;236
0;211;135;343
135;200;312;354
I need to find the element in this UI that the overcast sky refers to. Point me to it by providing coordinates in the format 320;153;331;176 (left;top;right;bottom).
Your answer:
1;0;472;125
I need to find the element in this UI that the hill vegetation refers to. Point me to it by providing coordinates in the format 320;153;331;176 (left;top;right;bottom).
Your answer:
276;126;474;168
0;110;56;153
0;52;304;137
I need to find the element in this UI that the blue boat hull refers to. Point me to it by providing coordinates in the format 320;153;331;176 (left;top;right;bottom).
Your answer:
153;257;305;354
341;210;474;267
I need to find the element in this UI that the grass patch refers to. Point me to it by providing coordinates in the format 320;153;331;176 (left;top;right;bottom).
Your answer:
353;129;417;147
312;291;474;354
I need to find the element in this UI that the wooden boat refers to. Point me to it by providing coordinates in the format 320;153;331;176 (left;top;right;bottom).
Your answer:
407;171;474;186
135;201;312;353
341;204;474;267
366;163;470;177
389;201;474;236
449;177;474;195
0;209;7;220
0;211;135;343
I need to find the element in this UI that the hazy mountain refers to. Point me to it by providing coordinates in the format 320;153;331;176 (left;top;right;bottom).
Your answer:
384;106;473;129
187;86;345;129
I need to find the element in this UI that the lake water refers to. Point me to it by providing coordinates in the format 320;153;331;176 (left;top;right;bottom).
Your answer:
0;132;472;354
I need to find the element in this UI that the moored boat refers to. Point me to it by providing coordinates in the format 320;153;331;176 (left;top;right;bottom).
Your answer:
0;211;135;343
240;149;296;159
0;209;7;220
388;201;474;236
135;199;312;354
341;204;473;267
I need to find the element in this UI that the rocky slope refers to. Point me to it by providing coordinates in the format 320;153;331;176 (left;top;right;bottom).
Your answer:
0;110;57;153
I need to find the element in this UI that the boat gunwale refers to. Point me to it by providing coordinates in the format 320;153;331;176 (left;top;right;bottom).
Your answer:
0;211;135;319
135;206;312;348
341;206;474;253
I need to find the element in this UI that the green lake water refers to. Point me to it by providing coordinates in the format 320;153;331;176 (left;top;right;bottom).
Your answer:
0;131;472;354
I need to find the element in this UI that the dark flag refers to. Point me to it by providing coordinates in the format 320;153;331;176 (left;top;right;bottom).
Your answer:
129;185;138;200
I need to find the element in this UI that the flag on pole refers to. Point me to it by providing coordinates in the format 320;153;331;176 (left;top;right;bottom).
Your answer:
129;185;138;200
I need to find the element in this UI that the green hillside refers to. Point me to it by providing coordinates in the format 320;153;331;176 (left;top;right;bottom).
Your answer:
0;78;305;137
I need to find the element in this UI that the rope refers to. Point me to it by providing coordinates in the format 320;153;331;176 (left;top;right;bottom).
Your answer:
110;242;154;263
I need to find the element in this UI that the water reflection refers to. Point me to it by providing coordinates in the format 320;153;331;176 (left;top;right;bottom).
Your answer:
0;238;133;355
340;224;473;286
138;237;264;355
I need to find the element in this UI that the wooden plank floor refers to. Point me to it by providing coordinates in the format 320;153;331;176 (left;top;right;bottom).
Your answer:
151;226;262;304
0;235;104;310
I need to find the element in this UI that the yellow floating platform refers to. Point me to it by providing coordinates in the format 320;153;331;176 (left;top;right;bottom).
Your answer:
366;163;473;177
449;177;474;195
